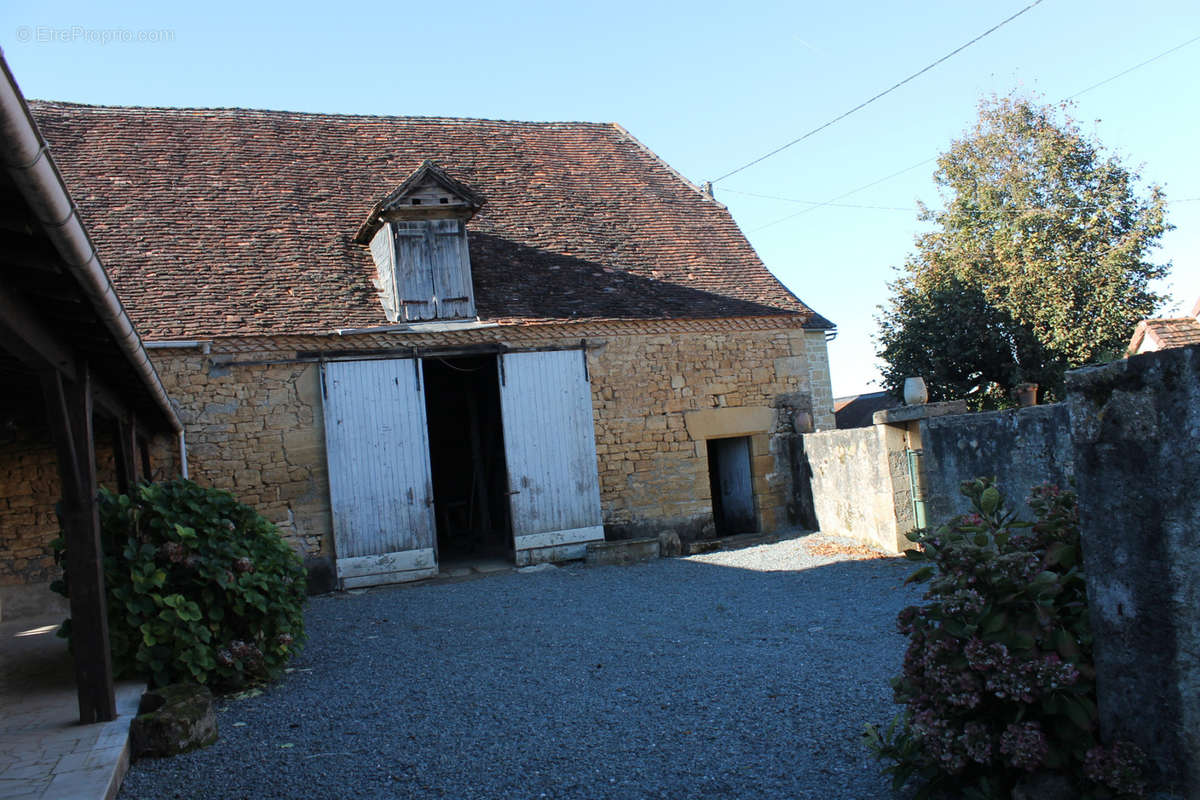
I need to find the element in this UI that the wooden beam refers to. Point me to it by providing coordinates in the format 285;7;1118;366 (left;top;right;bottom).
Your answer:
41;366;117;723
0;277;131;421
0;277;77;380
0;228;67;272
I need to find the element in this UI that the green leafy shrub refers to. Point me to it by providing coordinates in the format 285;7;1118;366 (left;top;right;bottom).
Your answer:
864;478;1145;799
53;479;306;689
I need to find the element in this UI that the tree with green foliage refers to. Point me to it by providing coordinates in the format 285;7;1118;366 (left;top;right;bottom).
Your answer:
876;94;1171;408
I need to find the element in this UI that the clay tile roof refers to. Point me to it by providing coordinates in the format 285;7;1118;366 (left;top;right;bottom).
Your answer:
28;102;832;339
1129;317;1200;354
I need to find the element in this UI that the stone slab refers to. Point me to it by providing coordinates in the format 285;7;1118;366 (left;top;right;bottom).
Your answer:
872;399;967;425
585;538;660;565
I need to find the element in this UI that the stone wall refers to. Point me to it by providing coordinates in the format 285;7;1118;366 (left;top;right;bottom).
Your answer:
801;425;912;552
920;403;1075;524
589;326;834;540
0;425;121;619
1;318;835;597
138;319;833;566
149;354;330;559
0;430;62;588
1067;344;1200;794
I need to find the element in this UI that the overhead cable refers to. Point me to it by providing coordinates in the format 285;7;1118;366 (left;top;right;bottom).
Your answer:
710;0;1045;184
736;36;1200;231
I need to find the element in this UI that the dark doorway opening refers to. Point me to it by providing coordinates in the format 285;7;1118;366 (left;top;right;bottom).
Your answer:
422;356;512;562
707;436;758;535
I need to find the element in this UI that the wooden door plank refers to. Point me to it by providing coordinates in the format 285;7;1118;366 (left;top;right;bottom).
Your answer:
321;359;438;586
498;350;604;565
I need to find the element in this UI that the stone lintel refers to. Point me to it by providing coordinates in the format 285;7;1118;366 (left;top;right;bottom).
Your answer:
683;406;773;441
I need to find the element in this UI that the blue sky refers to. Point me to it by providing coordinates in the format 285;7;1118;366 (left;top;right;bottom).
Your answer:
3;1;1197;395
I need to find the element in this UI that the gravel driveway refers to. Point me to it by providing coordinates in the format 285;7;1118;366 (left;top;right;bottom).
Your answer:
120;534;918;799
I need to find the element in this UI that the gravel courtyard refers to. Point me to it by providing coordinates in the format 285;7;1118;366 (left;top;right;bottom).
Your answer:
120;534;918;800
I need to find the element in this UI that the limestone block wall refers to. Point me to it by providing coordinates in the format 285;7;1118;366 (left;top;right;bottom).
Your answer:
0;428;121;588
0;425;127;620
587;326;831;539
143;319;833;561
149;354;330;560
0;430;63;587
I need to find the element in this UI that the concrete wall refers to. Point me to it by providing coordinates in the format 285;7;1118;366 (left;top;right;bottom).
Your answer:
920;403;1075;524
1068;344;1200;794
801;424;912;552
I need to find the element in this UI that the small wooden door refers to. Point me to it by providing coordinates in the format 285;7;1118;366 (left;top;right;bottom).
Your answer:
498;350;604;565
710;437;756;533
322;359;438;587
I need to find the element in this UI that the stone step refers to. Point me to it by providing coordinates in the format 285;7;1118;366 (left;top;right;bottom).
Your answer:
585;537;660;566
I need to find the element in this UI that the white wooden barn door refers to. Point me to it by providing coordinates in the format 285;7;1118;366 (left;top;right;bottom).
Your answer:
499;350;604;565
322;359;438;587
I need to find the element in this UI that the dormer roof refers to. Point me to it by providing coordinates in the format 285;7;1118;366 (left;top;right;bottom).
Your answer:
354;160;483;242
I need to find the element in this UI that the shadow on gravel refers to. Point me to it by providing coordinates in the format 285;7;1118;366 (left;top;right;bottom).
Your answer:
119;550;919;800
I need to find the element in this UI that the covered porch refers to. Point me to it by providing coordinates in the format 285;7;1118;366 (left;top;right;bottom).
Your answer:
0;53;182;798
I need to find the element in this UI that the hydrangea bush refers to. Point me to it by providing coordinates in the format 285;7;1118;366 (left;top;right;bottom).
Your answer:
53;479;307;689
864;478;1145;799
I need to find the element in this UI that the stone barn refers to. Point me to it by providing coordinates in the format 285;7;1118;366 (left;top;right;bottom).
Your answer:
15;102;837;588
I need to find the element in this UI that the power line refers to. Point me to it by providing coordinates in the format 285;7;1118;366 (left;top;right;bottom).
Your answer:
734;37;1200;232
1069;34;1200;99
710;0;1045;184
729;188;1191;219
721;188;916;212
748;157;936;231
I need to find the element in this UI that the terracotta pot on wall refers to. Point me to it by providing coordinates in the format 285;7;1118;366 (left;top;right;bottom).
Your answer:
903;376;928;405
1016;382;1038;408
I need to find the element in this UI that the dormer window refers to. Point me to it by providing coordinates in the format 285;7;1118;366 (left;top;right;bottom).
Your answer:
354;160;483;323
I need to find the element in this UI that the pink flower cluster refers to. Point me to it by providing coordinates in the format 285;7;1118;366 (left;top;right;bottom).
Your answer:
160;541;186;563
217;638;264;670
1084;742;1147;796
909;712;997;774
999;721;1049;771
962;640;1080;703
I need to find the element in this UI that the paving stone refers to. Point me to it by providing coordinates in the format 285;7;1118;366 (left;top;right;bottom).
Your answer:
0;616;143;799
44;765;112;798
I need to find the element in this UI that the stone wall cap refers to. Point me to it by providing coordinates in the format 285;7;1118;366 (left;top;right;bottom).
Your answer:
1064;343;1200;392
1064;357;1130;390
873;399;968;425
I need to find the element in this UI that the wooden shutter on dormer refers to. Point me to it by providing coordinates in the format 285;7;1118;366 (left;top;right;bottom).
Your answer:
393;221;437;321
430;219;475;320
369;225;400;321
390;219;476;322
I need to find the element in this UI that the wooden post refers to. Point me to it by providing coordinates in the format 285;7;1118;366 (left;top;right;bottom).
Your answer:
138;434;152;482
113;412;138;495
41;365;117;723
